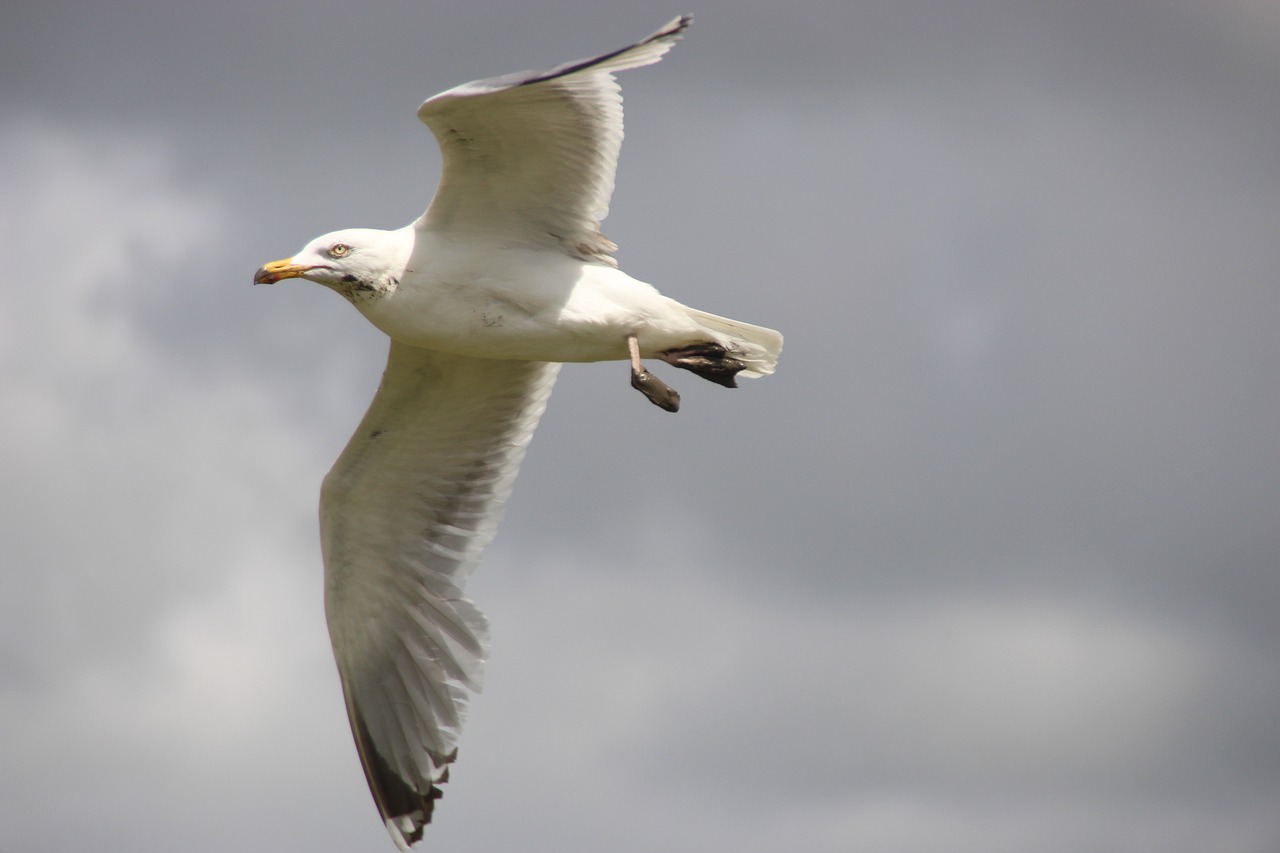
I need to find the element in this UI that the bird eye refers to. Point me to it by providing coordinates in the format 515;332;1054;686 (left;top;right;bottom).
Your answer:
328;243;351;258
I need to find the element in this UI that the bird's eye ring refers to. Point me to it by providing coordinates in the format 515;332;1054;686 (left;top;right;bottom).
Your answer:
329;243;351;258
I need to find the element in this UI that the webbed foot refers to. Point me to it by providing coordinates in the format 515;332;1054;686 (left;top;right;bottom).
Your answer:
628;333;680;412
631;368;681;412
659;343;746;388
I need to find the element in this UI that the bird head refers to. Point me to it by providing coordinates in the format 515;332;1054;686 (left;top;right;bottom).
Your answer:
253;227;409;301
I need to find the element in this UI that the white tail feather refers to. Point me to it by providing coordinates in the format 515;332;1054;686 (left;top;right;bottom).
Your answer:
686;308;783;378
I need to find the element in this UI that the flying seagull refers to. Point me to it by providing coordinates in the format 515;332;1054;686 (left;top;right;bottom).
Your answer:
254;15;781;849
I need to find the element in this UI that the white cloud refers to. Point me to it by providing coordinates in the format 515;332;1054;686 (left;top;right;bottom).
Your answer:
0;118;351;850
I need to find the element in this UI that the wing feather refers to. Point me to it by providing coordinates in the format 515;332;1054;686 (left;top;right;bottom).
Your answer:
415;15;690;264
321;341;559;849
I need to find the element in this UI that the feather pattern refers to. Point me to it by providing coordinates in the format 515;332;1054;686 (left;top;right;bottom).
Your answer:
416;15;690;264
321;341;560;848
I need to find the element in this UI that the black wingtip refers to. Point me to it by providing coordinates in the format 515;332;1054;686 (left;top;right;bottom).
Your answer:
657;14;693;41
506;15;692;91
348;700;457;848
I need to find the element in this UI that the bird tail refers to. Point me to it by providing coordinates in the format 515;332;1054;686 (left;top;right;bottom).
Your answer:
686;308;783;378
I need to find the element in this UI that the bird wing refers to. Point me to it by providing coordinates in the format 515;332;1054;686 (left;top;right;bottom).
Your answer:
415;15;690;265
321;340;560;849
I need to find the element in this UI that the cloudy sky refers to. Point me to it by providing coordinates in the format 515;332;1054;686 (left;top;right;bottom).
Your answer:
4;2;1280;851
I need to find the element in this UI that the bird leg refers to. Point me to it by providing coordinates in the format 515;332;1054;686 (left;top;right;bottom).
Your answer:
628;333;680;412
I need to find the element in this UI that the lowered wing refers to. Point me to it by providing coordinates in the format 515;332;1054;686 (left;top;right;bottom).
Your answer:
321;340;559;848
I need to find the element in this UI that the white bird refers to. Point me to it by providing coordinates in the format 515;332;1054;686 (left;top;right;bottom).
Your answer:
254;16;780;849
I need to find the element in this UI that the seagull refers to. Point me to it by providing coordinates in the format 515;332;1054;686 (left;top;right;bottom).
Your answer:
253;16;780;849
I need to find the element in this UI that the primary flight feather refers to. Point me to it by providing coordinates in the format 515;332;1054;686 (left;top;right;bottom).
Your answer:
253;16;781;848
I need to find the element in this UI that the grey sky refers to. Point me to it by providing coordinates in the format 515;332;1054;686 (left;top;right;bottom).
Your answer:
3;2;1279;852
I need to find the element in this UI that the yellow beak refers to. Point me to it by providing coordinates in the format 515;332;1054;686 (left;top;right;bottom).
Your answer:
253;257;315;285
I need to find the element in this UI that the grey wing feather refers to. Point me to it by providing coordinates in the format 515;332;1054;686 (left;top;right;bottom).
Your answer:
415;15;690;264
321;341;559;849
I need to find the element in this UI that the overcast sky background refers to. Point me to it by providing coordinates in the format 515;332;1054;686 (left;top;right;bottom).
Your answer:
4;2;1279;852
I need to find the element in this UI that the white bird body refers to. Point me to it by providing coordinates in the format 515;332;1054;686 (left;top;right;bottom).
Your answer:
253;16;781;849
339;227;758;367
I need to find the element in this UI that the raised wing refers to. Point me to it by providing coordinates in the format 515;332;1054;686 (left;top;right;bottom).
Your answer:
415;15;690;265
320;341;560;849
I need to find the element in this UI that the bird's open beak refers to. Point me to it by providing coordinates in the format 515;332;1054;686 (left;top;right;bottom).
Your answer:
253;258;315;285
